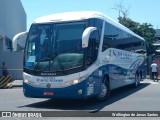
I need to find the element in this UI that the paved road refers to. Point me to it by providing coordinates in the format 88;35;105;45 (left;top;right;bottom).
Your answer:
0;79;160;120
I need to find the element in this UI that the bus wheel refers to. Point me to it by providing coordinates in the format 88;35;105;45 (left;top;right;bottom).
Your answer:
134;73;140;87
97;78;110;101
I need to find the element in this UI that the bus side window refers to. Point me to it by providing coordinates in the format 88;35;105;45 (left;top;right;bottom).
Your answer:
86;31;100;65
94;31;100;62
133;37;146;54
102;22;113;51
116;31;132;51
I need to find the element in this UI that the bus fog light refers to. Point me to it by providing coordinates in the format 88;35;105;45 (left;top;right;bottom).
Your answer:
78;89;82;94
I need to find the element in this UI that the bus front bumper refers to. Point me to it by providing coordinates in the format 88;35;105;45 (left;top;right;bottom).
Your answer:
23;81;91;99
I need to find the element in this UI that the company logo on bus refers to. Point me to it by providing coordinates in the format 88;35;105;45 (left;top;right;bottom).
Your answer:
109;49;132;59
46;83;51;88
41;73;56;76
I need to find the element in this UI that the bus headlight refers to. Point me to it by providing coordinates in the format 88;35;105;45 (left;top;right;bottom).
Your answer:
66;79;80;85
23;79;29;84
72;79;79;84
23;79;35;85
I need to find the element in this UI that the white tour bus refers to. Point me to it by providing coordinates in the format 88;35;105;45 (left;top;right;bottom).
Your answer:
13;11;146;100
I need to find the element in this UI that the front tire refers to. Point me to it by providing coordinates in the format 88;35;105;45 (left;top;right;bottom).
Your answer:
97;78;110;101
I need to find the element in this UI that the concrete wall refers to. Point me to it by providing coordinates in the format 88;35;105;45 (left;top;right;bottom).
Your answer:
2;52;24;80
0;0;26;40
0;0;26;79
0;38;3;67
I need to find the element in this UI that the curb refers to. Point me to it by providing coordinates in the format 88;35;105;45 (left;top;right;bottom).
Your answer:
12;80;23;87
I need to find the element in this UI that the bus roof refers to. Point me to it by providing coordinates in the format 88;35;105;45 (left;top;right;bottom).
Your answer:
33;11;144;41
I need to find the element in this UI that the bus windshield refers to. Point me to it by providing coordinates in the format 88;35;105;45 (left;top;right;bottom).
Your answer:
24;22;86;73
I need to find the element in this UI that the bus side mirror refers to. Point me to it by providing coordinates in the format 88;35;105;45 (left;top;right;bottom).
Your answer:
12;31;28;51
82;27;97;48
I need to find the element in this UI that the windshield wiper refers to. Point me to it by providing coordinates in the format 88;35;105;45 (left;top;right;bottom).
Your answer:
34;54;65;73
50;53;65;72
34;57;50;72
57;56;65;71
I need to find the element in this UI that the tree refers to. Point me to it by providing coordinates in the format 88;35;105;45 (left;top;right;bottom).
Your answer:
138;23;156;55
118;16;140;34
112;0;130;19
138;23;156;44
113;1;156;55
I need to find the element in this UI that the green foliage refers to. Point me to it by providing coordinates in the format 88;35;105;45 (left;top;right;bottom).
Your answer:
118;17;139;33
138;23;156;43
118;16;156;55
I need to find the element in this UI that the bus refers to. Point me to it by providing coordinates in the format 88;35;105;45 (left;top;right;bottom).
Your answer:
13;11;146;101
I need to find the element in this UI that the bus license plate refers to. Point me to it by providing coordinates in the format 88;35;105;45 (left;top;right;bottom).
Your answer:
43;91;54;96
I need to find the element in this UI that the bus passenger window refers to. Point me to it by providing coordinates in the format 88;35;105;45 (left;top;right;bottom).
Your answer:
102;22;115;51
86;31;100;66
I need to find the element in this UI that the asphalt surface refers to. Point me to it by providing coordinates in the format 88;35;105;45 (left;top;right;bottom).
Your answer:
1;78;160;120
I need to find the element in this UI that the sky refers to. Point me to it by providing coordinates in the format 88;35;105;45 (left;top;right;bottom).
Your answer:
21;0;160;30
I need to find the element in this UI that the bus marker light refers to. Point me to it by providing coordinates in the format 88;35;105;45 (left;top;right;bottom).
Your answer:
78;89;82;94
